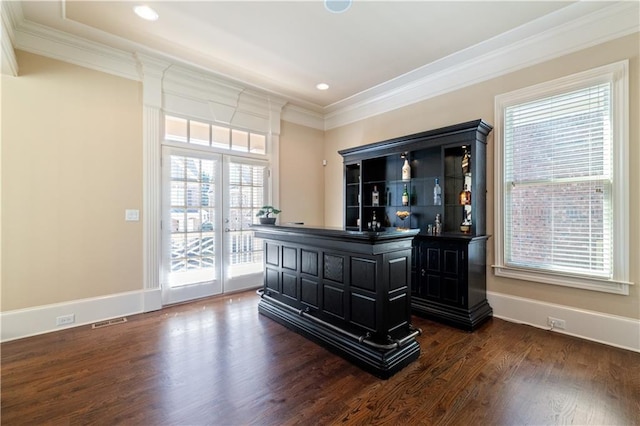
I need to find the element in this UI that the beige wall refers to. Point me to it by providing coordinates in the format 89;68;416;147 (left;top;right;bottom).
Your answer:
279;121;325;226
324;33;640;320
3;34;638;324
2;51;143;311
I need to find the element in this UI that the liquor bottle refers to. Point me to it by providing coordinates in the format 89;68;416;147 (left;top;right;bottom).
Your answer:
459;184;471;205
402;184;409;206
372;185;379;206
434;213;442;235
433;178;442;205
461;149;470;175
371;211;377;230
402;158;411;181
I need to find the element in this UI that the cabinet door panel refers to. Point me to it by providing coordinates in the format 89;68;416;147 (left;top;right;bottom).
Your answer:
426;247;441;272
443;248;460;275
301;277;319;307
323;285;345;319
282;246;297;270
426;274;441;298
350;293;376;331
301;249;319;276
442;276;460;304
282;272;298;300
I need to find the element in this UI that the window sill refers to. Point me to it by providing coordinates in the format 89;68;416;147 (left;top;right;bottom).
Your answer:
492;265;632;295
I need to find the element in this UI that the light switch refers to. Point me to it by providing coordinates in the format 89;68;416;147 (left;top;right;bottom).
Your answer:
125;209;140;221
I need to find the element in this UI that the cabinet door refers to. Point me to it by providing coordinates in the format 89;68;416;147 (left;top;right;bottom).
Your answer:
411;240;433;299
440;242;466;307
413;240;467;308
410;241;420;297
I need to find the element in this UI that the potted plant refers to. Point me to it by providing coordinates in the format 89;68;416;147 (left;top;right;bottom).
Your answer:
256;205;281;225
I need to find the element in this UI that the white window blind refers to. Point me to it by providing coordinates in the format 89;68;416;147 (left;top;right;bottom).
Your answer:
504;84;612;278
494;60;630;294
227;161;266;273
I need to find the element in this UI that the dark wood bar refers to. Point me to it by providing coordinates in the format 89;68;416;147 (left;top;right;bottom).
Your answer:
253;224;421;378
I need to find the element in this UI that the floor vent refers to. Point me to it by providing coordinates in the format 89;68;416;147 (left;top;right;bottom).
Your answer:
92;317;128;329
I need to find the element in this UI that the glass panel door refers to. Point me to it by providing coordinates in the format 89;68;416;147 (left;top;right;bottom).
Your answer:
162;148;269;304
223;157;268;293
161;147;223;305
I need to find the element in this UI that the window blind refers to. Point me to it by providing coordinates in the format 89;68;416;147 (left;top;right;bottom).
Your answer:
227;162;266;269
503;83;613;278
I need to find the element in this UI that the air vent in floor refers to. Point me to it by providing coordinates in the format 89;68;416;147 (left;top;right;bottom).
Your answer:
92;317;128;329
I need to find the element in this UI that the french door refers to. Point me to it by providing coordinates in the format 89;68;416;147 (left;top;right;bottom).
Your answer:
161;146;267;305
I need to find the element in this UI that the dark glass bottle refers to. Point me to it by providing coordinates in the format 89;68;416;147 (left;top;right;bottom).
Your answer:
459;184;471;205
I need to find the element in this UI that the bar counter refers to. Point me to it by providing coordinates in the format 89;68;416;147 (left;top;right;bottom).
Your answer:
253;224;421;378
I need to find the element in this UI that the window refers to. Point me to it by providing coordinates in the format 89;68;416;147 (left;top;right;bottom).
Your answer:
164;115;267;155
494;61;630;294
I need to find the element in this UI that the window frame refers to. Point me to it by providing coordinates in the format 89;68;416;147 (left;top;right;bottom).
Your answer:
493;60;631;295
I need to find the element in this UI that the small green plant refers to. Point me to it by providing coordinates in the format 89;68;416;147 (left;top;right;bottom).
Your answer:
256;205;281;218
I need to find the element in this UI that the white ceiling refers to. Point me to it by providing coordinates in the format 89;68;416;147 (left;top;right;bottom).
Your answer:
15;0;588;111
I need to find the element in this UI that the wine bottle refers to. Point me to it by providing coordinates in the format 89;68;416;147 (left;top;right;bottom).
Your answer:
372;185;379;207
402;184;409;206
402;158;411;181
433;178;442;205
459;184;471;205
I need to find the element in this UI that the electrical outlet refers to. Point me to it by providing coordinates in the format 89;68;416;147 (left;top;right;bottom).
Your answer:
56;314;75;326
547;316;566;330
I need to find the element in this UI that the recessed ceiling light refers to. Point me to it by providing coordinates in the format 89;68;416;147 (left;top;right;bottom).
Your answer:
316;83;330;91
134;5;159;21
325;0;352;14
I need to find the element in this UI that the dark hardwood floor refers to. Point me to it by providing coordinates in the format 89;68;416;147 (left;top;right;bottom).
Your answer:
2;290;639;425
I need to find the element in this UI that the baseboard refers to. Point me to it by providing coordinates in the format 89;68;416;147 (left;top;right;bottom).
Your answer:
487;291;640;353
5;289;637;351
1;288;161;342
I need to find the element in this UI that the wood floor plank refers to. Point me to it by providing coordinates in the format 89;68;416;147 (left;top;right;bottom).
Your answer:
2;291;638;425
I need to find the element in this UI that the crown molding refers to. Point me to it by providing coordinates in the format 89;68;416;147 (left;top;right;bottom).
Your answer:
323;1;640;130
6;1;638;131
282;104;325;130
13;18;139;81
1;1;20;76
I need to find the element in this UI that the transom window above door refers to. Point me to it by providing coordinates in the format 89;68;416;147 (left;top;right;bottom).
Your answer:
165;115;267;155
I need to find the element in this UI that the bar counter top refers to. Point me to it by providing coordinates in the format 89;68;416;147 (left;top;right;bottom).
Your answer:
251;223;420;243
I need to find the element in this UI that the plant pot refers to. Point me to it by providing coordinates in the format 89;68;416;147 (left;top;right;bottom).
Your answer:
259;217;276;225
